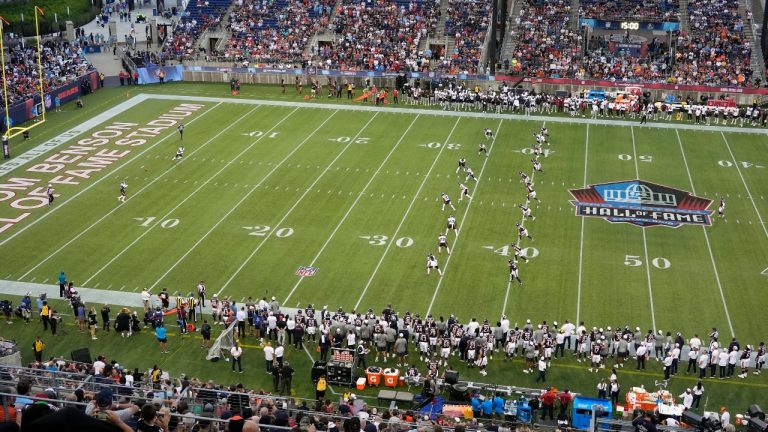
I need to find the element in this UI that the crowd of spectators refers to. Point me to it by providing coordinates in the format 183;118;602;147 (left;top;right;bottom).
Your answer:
222;0;335;67
0;39;94;106
316;0;439;72
668;0;753;87
579;0;680;23
505;0;581;78
162;0;229;60
577;34;674;82
435;0;490;74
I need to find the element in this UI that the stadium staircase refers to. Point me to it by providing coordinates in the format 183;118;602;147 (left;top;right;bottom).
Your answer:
570;0;580;31
738;0;767;82
678;0;690;33
497;0;522;72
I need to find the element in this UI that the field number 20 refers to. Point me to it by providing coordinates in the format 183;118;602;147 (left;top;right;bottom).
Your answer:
624;255;670;269
243;225;294;237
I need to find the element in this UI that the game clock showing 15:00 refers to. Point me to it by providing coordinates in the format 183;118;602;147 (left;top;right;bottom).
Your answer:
620;21;640;30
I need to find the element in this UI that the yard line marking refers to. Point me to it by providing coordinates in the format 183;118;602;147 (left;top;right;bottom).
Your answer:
631;127;657;332
216;113;381;296
427;118;503;316
285;115;421;305
575;124;589;326
354;117;462;310
148;111;341;291
42;278;49;284
82;107;299;287
676;130;735;336
17;103;248;280
720;132;768;239
0;102;226;250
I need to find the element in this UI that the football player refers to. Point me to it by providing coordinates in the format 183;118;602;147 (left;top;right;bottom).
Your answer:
441;192;456;211
508;260;522;284
426;253;443;276
118;181;127;203
446;215;458;236
459;183;472;201
456;157;467;173
517;223;532;241
478;142;488;158
519;203;535;220
437;234;451;255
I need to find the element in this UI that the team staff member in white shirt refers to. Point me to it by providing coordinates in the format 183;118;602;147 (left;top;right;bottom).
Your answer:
231;340;243;373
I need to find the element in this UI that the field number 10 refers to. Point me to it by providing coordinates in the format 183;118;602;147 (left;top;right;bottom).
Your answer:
134;217;179;228
624;255;670;269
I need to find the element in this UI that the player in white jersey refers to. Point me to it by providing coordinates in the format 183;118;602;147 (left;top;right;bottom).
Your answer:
718;198;725;217
437;234;451;254
508;260;522;284
173;146;185;160
519;204;535;220
526;184;540;203
484;128;493;139
532;159;543;173
441;192;456;211
118;181;127;203
540;125;549;137
465;167;477;182
478;143;488;157
517;223;532;241
520;171;532;186
459;183;472;201
532;142;543;159
177;123;185;139
426;253;443;276
511;242;528;263
446;215;458;235
456;157;467;173
46;184;55;206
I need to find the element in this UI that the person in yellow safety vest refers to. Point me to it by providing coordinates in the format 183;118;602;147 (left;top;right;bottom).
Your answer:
40;302;51;331
32;336;45;362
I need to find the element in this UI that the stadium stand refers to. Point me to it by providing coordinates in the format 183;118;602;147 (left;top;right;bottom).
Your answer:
437;0;490;74
161;0;231;60
317;0;440;72
579;0;680;22
504;0;581;78
0;40;95;105
222;0;335;67
671;0;753;86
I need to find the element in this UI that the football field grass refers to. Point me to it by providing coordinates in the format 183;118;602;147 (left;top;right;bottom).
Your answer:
1;84;768;411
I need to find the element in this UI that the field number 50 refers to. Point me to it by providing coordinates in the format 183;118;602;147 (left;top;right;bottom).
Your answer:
624;255;670;269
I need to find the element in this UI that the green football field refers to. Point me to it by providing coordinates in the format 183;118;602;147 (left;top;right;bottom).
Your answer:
1;90;768;343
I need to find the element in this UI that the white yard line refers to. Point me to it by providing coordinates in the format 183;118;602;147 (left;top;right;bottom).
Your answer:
426;118;503;316
215;113;381;297
720;132;768;239
630;127;657;332
353;117;462;310
676;130;735;336
575;124;589;326
0;101;224;250
148;110;342;291
501;122;546;317
18;103;247;280
81;107;300;286
283;115;421;304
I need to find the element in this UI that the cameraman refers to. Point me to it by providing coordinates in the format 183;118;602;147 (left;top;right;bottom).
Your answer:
85;389;138;425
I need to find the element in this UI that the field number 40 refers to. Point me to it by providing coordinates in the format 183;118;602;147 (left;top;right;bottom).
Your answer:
624;255;670;269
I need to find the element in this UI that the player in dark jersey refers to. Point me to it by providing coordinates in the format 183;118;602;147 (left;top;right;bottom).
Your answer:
441;193;456;211
177;123;184;140
118;181;127;203
508;260;522;284
456;157;467;173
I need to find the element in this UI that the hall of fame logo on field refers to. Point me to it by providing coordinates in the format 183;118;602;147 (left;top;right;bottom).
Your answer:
569;180;713;228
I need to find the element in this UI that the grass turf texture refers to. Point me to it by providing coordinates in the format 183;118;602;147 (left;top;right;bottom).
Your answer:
1;83;767;414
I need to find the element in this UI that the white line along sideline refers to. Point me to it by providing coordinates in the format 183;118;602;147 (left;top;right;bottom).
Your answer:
575;124;589;326
18;103;249;280
215;112;381;297
677;130;735;336
630;126;657;332
81;107;301;286
0;101;225;251
426;118;504;316
148;110;343;291
353;117;462;310
283;114;421;305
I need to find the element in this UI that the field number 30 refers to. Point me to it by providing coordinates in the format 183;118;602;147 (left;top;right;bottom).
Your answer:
624;255;670;269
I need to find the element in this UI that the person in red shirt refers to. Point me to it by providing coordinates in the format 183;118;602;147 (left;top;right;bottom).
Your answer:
540;388;556;420
558;389;573;418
